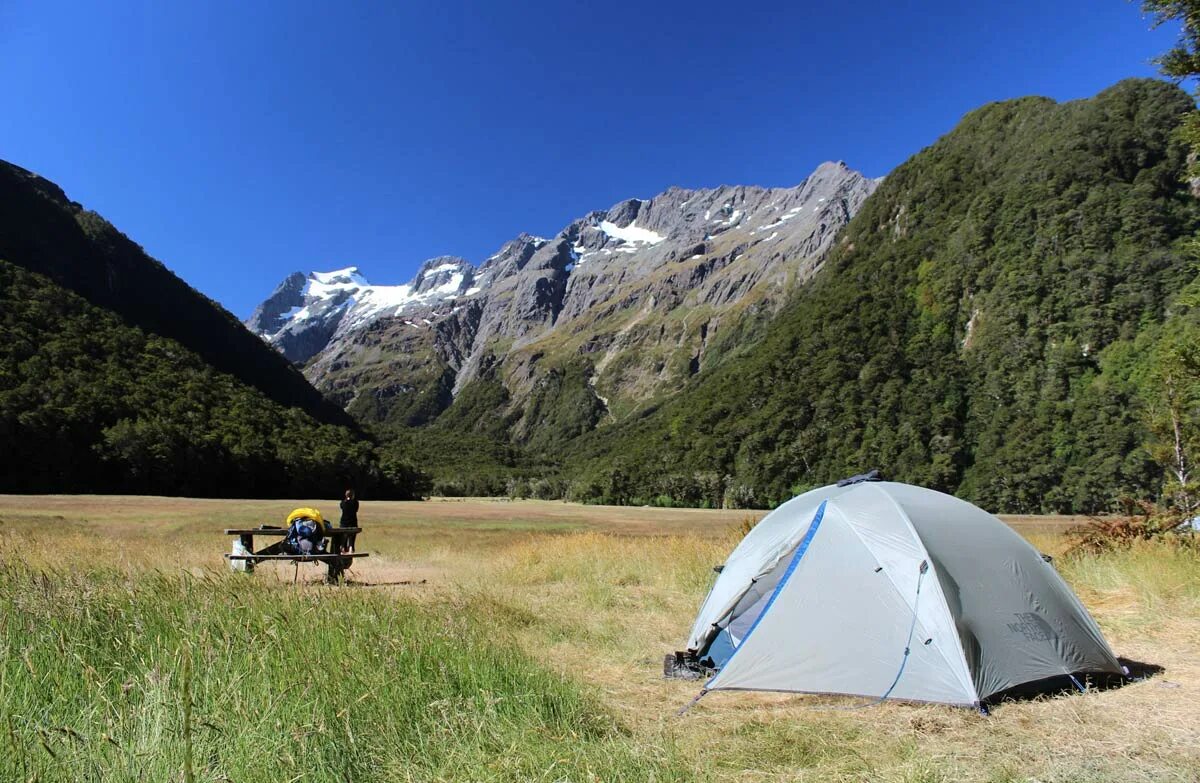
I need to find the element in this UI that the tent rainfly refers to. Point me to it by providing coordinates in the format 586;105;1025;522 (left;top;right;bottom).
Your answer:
680;479;1125;709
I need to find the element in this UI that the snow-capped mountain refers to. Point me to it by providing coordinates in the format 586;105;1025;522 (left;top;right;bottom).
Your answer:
247;258;475;363
247;162;880;436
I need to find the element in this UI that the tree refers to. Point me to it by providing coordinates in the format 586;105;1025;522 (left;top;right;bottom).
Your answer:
1149;328;1200;512
1143;2;1200;78
1142;1;1200;175
1138;2;1200;519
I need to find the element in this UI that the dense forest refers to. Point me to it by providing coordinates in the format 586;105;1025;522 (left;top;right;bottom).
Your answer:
536;79;1200;513
0;262;426;497
0;161;347;423
0;159;432;498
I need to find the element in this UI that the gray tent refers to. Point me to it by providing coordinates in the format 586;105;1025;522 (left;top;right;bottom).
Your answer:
684;481;1123;707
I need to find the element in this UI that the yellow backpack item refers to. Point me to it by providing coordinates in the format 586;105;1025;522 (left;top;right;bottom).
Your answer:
286;507;325;535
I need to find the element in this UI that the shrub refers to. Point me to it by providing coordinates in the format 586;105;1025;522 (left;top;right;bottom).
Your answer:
1066;498;1192;554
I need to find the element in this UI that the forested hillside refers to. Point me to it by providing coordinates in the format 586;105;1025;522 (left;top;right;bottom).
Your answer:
0;161;348;424
559;79;1200;513
0;261;424;497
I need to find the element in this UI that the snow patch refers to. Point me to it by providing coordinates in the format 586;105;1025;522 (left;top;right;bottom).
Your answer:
598;220;665;245
714;209;742;227
310;267;367;286
434;273;464;295
306;267;367;298
288;305;312;324
279;304;304;322
350;284;417;322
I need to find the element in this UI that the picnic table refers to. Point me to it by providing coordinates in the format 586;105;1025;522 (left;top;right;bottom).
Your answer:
223;526;368;583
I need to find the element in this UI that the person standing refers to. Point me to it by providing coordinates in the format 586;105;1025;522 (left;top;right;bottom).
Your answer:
339;489;359;553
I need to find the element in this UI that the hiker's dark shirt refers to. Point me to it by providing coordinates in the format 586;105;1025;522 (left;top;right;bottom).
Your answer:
339;498;359;526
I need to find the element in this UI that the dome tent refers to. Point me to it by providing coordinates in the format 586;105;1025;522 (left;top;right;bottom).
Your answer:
682;479;1124;708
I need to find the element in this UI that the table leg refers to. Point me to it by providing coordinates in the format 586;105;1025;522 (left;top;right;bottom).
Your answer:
240;534;255;573
325;531;345;584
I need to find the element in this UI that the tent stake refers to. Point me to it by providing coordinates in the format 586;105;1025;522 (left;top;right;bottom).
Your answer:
677;688;709;716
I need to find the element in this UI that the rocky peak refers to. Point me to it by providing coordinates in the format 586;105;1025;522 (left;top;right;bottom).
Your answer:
248;260;475;364
412;256;473;295
603;198;645;228
479;234;548;276
246;271;306;336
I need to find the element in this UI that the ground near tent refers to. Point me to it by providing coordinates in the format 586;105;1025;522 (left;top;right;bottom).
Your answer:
1;495;1196;782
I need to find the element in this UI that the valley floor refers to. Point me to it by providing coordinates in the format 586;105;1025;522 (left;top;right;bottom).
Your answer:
0;495;1196;782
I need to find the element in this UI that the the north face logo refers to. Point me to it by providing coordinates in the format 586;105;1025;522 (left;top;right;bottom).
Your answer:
1007;612;1054;642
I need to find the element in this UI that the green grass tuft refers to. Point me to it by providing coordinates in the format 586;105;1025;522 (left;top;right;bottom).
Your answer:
0;562;686;782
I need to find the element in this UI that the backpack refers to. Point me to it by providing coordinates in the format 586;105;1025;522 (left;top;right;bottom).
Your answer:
283;508;327;555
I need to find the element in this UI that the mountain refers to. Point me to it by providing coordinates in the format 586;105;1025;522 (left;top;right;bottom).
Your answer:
251;162;879;448
0;160;349;424
558;79;1200;514
0;161;424;497
247;258;477;364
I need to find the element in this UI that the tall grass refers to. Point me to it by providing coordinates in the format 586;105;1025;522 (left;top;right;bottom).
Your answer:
1058;538;1200;641
0;562;686;782
472;530;1200;783
3;500;1200;783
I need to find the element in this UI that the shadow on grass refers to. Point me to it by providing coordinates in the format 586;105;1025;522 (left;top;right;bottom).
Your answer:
984;657;1164;708
1119;656;1166;681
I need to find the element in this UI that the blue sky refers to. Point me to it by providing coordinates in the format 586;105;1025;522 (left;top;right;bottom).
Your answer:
0;1;1186;317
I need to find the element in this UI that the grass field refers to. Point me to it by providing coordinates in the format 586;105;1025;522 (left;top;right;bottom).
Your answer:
1;495;1197;782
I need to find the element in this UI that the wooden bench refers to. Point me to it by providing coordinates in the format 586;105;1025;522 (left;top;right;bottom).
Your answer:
224;526;368;583
226;553;370;562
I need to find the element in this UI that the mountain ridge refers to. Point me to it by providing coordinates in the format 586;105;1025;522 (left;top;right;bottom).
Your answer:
0;160;351;426
0;162;427;497
248;161;880;440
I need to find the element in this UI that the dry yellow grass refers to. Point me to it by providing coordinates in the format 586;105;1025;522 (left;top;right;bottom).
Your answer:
1;495;1196;782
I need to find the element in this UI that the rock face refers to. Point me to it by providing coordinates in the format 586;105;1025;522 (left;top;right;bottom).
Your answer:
247;162;880;441
246;261;474;364
246;272;306;338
